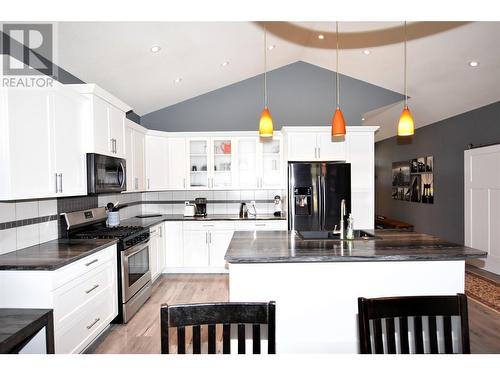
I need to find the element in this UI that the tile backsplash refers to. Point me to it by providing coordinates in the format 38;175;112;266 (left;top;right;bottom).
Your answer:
0;189;287;255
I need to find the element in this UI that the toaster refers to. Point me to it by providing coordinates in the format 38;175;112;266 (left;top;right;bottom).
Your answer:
183;202;196;217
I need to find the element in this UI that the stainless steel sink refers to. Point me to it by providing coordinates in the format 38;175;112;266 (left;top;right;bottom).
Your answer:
296;230;376;240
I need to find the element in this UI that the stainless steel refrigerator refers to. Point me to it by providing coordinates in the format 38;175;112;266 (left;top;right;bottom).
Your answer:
288;162;351;231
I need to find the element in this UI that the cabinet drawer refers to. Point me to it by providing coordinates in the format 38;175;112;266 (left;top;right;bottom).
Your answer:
53;259;116;325
53;245;116;289
55;284;115;354
235;220;287;231
183;221;235;231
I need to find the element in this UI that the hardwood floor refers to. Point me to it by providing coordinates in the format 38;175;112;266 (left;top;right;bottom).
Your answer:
87;274;228;354
88;274;500;354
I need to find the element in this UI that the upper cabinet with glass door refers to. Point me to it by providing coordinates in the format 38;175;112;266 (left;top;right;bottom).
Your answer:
212;139;234;188
188;139;209;189
236;138;259;188
259;138;282;188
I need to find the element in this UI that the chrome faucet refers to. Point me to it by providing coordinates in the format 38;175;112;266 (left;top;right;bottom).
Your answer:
332;199;346;239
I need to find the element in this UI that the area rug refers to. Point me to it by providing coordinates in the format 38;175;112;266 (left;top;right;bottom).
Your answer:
465;271;500;313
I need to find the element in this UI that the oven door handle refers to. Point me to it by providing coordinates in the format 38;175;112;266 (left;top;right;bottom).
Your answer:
123;240;150;258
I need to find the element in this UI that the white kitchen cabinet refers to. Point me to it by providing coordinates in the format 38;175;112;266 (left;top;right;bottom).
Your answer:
187;138;235;189
236;137;259;188
50;88;88;197
168;138;187;189
208;230;234;268
68;84;131;159
0;245;118;354
149;223;166;281
183;229;210;267
285;128;346;162
145;135;169;190
0;85;87;200
125;120;146;192
181;222;234;272
164;221;184;270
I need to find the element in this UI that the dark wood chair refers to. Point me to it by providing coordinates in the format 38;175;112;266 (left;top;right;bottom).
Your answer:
160;301;276;354
358;294;470;354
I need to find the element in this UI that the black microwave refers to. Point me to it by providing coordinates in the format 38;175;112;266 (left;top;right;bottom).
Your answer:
87;153;126;194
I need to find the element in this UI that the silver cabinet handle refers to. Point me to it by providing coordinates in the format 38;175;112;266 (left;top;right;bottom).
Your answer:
202;224;214;227
255;223;266;227
318;147;321;159
314;147;317;159
209;231;211;244
55;173;59;193
110;138;113;153
114;139;117;153
85;284;99;294
205;232;208;244
86;317;100;330
85;259;98;267
59;173;63;193
183;178;186;189
147;178;150;190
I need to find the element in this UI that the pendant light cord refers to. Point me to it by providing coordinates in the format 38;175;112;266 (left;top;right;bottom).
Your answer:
264;27;268;108
404;21;407;107
336;21;340;108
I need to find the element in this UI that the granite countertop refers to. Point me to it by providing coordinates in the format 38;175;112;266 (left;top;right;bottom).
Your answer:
120;214;286;229
0;308;54;353
0;238;117;271
224;229;487;263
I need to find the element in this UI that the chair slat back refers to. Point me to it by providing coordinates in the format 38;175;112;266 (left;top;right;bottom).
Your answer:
358;294;470;354
161;301;276;354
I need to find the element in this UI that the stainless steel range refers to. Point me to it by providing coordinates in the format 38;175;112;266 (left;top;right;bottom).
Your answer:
62;207;152;323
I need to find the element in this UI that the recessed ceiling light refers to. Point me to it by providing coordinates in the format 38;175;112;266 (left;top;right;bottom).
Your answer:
221;61;230;67
363;49;371;55
174;77;182;84
150;45;161;53
318;34;325;40
362;117;366;121
468;61;479;67
268;45;276;50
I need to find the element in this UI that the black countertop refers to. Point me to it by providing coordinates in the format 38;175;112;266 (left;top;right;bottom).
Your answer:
224;230;487;263
0;238;117;271
0;308;54;353
120;214;286;229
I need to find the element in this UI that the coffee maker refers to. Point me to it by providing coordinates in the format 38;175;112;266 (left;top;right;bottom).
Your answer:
194;197;207;217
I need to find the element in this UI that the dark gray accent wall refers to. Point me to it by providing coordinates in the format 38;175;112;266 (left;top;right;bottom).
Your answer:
141;61;403;132
375;101;500;244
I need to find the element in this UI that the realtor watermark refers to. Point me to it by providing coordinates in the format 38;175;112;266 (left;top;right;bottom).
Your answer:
1;23;55;88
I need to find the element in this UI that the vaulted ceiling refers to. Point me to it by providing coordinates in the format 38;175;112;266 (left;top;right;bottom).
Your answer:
56;21;500;140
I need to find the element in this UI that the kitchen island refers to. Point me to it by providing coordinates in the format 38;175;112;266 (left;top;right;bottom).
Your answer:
225;230;487;353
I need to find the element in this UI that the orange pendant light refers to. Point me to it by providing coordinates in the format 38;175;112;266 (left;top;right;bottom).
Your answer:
259;28;273;138
397;21;414;136
259;107;273;138
332;21;346;137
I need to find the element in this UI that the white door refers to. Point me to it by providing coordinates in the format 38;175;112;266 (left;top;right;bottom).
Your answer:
51;89;87;196
4;89;53;199
208;230;233;268
286;132;317;161
211;139;234;188
165;222;184;268
108;105;125;157
465;145;500;274
124;125;134;191
317;133;346;161
146;135;168;190
149;231;160;281
259;138;282;188
187;139;209;189
91;95;111;155
168;138;187;189
133;131;146;191
183;230;209;267
236;138;259;188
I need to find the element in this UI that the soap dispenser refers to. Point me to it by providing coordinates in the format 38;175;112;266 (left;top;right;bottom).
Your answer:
346;213;354;240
